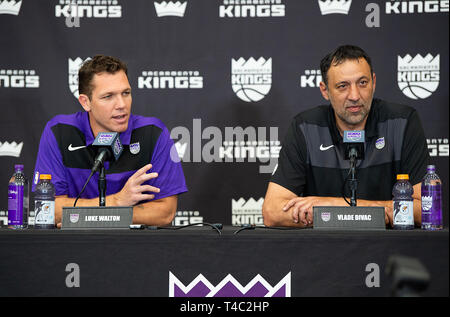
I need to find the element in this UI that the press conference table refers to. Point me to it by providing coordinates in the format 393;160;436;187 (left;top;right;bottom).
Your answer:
0;226;448;297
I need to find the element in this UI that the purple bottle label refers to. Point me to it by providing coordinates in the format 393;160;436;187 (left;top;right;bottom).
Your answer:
8;184;24;225
421;185;442;226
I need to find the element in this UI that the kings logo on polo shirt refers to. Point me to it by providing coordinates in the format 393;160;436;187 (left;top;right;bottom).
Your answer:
129;142;140;155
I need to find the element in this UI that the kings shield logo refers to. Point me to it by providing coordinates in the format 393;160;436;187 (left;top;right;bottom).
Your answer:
129;142;140;155
70;213;79;223
231;57;272;102
169;272;291;297
321;212;331;222
68;57;91;99
398;54;440;100
375;137;385;150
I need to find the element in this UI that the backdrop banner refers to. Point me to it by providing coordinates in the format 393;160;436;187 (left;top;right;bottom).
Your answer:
0;0;448;227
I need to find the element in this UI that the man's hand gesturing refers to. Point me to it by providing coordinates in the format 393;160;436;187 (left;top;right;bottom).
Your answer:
113;164;160;206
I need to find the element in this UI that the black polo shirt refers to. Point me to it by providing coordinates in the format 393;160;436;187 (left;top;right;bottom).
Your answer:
271;98;429;201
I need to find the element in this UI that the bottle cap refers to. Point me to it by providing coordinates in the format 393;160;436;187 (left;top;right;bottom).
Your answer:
427;165;435;170
40;174;52;180
14;164;24;171
397;174;409;180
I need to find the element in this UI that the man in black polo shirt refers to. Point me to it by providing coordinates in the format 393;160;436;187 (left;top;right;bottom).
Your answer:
262;45;429;228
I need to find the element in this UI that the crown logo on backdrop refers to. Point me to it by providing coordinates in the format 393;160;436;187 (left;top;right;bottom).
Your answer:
154;1;187;17
232;198;264;211
0;0;22;15
231;57;272;73
68;57;91;99
318;0;352;15
68;57;87;71
397;54;440;71
0;141;23;157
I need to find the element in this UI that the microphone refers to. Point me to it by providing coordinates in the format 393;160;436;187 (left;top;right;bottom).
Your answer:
91;132;123;173
91;132;123;207
343;131;365;207
343;130;365;160
73;132;123;207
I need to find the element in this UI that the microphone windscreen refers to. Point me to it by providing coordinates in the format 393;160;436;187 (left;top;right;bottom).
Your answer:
343;130;365;160
92;132;123;161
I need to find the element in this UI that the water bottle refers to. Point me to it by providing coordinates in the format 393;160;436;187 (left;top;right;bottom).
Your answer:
7;164;29;229
421;165;443;230
393;174;414;230
34;174;55;229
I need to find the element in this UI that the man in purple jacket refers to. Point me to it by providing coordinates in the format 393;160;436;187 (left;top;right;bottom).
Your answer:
33;55;187;226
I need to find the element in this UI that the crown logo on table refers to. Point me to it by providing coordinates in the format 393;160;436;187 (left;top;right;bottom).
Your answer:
154;1;187;17
0;0;22;15
169;272;291;297
0;141;23;157
397;54;440;71
318;0;352;15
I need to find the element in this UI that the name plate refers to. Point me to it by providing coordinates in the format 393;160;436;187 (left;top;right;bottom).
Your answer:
313;206;385;230
61;206;133;230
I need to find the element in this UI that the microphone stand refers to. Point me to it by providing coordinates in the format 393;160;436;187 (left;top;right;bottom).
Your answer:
348;148;358;207
98;164;106;206
349;156;357;207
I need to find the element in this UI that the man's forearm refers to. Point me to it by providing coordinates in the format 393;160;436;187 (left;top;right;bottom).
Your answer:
265;196;391;227
263;182;422;228
132;198;176;226
262;198;306;227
